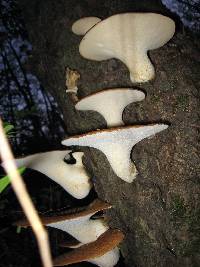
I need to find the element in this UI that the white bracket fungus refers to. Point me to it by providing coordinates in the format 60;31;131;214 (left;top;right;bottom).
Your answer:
79;13;175;83
62;124;168;183
72;17;101;35
12;13;174;267
15;150;92;199
53;229;124;267
16;200;121;267
15;199;111;244
75;88;145;127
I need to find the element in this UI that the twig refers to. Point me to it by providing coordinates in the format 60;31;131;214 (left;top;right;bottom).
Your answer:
0;118;52;267
65;67;80;103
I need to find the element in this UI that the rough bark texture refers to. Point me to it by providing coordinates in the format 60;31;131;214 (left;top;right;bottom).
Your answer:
18;1;200;267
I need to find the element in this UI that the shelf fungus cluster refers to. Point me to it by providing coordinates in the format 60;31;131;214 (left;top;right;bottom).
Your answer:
15;12;175;267
68;12;173;182
15;200;124;267
72;13;175;83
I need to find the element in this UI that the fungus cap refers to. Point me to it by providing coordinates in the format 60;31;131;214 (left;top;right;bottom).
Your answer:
62;124;168;183
15;199;111;244
79;13;175;83
72;17;101;35
75;88;145;127
90;248;120;267
53;229;124;267
15;150;92;199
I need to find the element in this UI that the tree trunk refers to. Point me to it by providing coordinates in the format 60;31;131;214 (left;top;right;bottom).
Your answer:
18;1;200;266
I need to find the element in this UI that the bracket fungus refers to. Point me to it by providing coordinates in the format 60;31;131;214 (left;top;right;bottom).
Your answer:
15;150;92;199
53;229;124;267
75;88;145;127
79;13;175;83
62;124;168;183
15;199;112;244
72;17;101;35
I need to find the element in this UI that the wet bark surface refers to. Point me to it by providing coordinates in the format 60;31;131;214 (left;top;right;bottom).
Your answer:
17;1;200;266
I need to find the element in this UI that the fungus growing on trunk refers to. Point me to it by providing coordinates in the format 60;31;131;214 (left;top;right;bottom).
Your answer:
72;17;101;35
62;124;168;183
15;150;92;199
79;13;175;83
53;229;124;267
75;88;145;127
15;199;112;244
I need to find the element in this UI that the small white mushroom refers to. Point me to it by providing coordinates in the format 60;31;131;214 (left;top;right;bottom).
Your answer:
79;13;175;83
15;199;112;244
72;17;101;35
62;124;168;183
75;88;145;127
53;229;124;267
15;150;92;199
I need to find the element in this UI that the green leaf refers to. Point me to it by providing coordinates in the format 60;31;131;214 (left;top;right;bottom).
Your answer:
3;123;14;135
18;167;26;175
3;123;15;138
0;167;26;194
0;176;10;193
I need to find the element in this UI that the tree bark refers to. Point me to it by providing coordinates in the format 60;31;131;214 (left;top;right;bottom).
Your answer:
18;1;200;266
